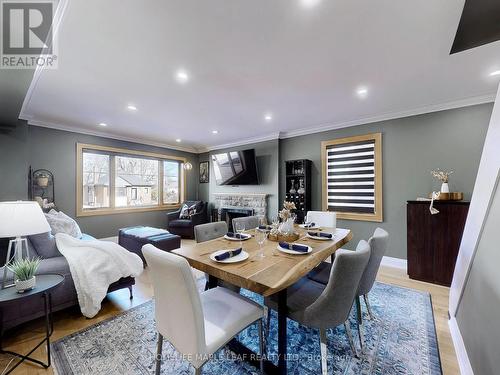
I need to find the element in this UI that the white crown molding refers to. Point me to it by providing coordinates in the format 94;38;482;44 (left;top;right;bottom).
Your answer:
279;93;496;139
200;132;281;152
449;317;474;375
19;0;69;120
24;117;200;153
381;256;408;271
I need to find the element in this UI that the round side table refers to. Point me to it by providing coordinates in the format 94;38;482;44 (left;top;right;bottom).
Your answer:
0;274;64;374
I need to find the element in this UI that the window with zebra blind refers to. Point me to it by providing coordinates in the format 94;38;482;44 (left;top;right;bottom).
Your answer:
321;133;383;222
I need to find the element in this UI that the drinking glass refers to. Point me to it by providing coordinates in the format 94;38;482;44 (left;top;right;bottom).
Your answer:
234;222;245;247
255;229;266;260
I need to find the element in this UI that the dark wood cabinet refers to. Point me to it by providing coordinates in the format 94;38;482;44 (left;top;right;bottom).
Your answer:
407;200;469;286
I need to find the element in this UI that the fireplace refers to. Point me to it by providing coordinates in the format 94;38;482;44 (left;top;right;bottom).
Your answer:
220;208;254;232
211;193;268;231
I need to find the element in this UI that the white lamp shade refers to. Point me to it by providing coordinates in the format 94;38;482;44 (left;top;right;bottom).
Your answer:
0;201;51;237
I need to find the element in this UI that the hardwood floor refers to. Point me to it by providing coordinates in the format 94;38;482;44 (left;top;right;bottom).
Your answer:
0;246;459;374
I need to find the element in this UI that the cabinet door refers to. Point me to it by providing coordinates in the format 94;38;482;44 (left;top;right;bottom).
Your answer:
433;204;469;286
407;204;434;282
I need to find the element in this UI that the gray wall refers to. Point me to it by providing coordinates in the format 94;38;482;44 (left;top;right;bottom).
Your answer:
199;139;280;218
279;104;492;259
0;124;200;238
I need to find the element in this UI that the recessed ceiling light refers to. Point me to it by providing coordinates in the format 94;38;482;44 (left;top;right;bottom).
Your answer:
212;130;218;134
175;69;190;84
175;139;181;143
356;87;368;98
490;70;500;77
127;105;137;111
98;122;107;127
264;114;273;122
299;0;322;9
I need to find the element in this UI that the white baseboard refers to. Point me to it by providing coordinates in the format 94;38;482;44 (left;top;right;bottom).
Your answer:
381;256;407;271
449;317;474;375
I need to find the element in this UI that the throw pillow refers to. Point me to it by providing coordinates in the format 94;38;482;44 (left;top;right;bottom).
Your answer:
45;210;83;238
29;232;61;258
179;204;190;219
179;203;197;219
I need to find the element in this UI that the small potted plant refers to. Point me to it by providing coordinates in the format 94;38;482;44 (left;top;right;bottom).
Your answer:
8;258;41;293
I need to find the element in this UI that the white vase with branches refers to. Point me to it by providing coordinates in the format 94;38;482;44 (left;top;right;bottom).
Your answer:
431;169;453;193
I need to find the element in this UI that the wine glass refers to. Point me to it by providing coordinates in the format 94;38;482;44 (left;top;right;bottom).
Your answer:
234;222;245;247
255;229;266;260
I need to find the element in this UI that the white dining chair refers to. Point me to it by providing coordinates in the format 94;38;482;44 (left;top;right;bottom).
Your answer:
142;244;265;375
305;211;336;230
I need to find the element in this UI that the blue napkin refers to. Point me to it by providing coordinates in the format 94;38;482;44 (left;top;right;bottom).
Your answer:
215;248;242;261
258;225;272;230
226;232;246;239
279;242;309;253
303;222;316;228
308;231;333;239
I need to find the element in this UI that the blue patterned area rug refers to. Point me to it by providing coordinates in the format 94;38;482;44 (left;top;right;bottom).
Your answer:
51;282;442;375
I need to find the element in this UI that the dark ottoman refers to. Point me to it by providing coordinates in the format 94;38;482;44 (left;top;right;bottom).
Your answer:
118;226;181;265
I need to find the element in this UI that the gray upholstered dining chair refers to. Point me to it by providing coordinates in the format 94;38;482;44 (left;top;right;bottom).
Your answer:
232;215;261;231
143;245;265;375
264;240;371;374
194;222;240;292
194;221;228;243
307;228;389;348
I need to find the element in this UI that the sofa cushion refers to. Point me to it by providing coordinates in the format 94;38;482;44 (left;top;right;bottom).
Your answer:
28;232;61;259
168;219;193;228
36;256;71;276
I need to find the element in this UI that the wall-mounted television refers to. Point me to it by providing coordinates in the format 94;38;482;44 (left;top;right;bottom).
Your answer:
212;149;259;185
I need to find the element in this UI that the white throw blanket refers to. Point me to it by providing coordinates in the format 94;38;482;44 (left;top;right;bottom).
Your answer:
55;233;143;318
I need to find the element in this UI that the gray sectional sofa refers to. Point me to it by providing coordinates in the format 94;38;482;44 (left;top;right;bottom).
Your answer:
0;232;135;331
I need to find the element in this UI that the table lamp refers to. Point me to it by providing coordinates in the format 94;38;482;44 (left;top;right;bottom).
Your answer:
0;201;51;289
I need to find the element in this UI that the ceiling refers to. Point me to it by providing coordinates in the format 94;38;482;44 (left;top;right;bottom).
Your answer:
20;0;500;153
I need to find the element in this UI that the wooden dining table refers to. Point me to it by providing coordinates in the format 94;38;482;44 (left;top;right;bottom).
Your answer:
172;226;352;375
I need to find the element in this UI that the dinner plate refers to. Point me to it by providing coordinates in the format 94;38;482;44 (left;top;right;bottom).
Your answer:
306;232;334;241
276;243;313;255
209;249;249;263
224;233;252;241
299;224;319;229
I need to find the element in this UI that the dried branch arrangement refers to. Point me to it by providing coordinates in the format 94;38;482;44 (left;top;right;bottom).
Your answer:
431;169;453;183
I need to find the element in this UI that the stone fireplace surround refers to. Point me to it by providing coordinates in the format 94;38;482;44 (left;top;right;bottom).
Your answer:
213;193;268;217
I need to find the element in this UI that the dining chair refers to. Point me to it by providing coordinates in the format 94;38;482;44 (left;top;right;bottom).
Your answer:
232;215;261;232
194;222;241;293
305;211;336;229
264;240;370;374
306;211;337;264
143;244;265;375
307;228;389;348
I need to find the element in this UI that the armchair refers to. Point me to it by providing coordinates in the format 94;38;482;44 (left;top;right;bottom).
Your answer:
166;201;208;238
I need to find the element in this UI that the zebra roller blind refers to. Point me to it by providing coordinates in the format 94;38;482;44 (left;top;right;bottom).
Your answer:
322;133;383;222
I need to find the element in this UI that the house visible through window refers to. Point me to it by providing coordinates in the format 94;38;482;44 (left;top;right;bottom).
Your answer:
77;144;186;216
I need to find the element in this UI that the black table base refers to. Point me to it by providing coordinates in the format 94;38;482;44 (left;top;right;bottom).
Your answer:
208;276;288;375
0;292;54;374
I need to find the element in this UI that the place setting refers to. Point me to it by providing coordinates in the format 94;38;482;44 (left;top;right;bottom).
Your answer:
306;231;335;241
276;241;313;255
209;247;249;264
223;231;252;241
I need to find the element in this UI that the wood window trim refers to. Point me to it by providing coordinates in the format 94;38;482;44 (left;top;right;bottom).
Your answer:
76;143;187;217
321;133;383;222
